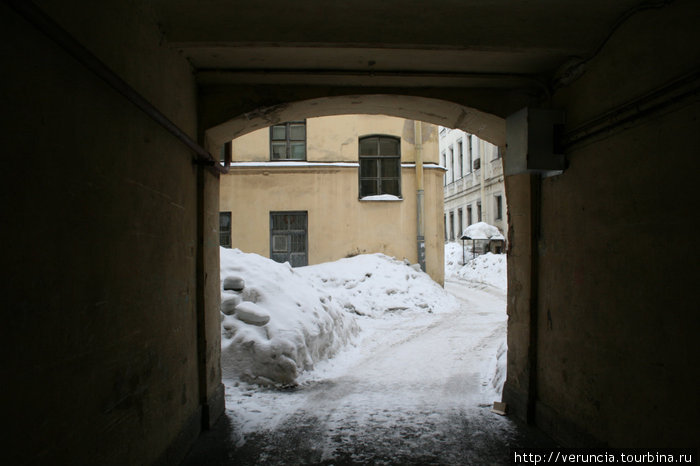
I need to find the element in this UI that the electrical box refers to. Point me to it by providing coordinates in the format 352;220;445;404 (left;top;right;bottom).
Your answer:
505;107;565;176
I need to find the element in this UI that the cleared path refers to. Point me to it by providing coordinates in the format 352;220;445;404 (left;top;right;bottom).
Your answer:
183;280;554;465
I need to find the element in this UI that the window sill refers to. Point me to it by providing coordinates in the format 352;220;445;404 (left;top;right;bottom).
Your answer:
359;194;403;202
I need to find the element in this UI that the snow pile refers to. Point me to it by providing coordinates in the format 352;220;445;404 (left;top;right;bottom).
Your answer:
461;221;505;240
456;253;507;291
220;249;455;386
444;241;477;278
297;253;459;317
489;339;508;396
220;248;359;385
444;242;463;277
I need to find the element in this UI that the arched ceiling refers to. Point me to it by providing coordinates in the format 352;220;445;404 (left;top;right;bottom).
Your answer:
153;0;647;91
151;0;678;146
204;94;506;149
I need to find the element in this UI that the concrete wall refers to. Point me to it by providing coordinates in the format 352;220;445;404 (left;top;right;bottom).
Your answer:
2;2;220;464
502;0;700;446
221;115;445;284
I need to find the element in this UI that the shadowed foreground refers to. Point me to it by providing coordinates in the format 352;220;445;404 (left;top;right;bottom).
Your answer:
183;281;556;465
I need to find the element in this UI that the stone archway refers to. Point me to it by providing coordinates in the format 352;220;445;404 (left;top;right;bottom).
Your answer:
203;94;506;154
201;93;534;425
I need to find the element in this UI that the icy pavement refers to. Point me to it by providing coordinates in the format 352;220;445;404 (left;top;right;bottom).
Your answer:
183;279;555;465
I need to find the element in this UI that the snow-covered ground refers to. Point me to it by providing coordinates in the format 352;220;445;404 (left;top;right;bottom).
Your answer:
220;248;459;385
445;241;507;291
216;246;509;462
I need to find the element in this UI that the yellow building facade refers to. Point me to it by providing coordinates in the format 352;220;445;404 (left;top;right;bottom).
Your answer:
219;115;445;284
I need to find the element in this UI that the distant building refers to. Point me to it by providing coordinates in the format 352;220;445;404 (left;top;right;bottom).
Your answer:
219;115;446;284
440;127;507;244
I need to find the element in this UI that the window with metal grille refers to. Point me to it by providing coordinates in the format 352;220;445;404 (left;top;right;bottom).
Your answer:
270;121;306;160
219;212;232;248
358;135;401;198
270;211;308;267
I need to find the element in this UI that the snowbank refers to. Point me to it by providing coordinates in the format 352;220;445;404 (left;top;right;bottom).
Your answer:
298;253;459;318
456;253;507;291
488;339;508;396
220;248;359;385
444;241;476;278
461;221;505;240
220;249;455;386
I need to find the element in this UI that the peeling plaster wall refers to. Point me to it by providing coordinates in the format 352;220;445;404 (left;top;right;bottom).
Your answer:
1;2;217;464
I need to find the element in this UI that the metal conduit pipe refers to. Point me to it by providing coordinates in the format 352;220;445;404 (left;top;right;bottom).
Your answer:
414;120;426;272
5;0;229;175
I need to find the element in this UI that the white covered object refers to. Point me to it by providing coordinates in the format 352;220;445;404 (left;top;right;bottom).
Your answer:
461;221;505;240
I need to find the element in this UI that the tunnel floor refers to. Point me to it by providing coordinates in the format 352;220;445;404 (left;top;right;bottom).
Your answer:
182;281;556;465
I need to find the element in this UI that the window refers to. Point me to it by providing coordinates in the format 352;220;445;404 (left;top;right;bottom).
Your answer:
449;211;455;241
219;141;232;163
270;121;306;160
441;152;447;186
270;211;308;267
477;201;482;222
495;195;503;220
457;141;463;179
219;212;231;248
444;214;448;241
358;136;401;198
494;146;502;160
467;205;473;226
449;146;455;183
458;208;463;236
467;136;473;173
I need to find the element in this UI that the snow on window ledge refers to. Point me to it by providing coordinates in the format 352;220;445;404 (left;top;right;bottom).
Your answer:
224;161;360;168
359;194;403;202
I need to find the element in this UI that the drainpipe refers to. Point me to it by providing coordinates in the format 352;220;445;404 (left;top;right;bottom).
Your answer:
414;121;426;272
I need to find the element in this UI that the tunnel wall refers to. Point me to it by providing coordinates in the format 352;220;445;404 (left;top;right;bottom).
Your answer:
1;2;219;464
4;0;698;462
504;0;699;446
